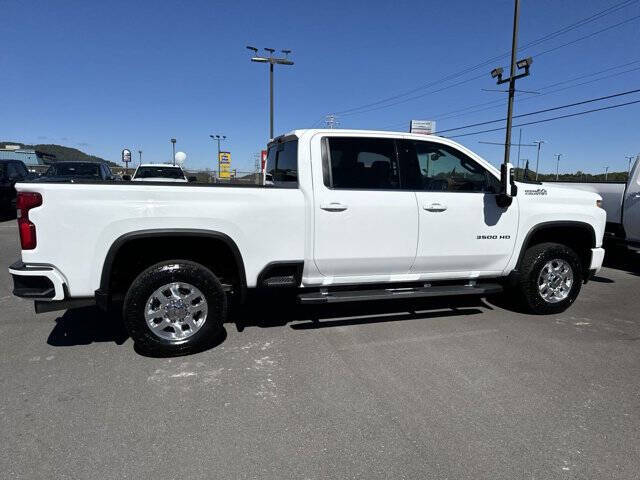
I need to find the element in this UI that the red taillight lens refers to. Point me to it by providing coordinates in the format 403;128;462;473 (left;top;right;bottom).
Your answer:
16;192;42;250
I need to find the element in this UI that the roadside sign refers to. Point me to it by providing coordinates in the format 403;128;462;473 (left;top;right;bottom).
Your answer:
218;151;232;179
121;149;132;162
409;120;436;135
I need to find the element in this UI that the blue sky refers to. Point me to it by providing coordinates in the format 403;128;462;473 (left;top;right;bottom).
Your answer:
1;0;639;174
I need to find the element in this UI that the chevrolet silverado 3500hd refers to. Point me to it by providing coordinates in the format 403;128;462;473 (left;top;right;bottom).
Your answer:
9;129;606;355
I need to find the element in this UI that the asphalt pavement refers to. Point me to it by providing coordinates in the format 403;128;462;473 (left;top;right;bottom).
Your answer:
0;218;639;479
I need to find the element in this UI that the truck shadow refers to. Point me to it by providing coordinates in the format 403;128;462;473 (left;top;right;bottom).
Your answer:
46;294;490;352
603;247;640;277
233;292;488;331
47;306;128;347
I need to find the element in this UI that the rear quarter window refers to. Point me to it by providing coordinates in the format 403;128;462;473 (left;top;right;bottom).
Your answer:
266;139;298;187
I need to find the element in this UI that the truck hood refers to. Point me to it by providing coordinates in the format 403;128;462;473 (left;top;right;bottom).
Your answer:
518;181;602;205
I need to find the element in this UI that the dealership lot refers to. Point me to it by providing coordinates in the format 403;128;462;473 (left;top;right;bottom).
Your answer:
1;218;639;479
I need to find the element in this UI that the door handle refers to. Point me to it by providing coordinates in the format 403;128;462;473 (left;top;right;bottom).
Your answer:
320;202;348;212
423;203;447;212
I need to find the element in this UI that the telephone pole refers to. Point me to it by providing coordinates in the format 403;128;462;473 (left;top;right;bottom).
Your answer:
138;150;142;166
490;0;533;169
555;153;562;180
626;155;635;174
533;140;544;180
325;114;340;129
170;138;176;166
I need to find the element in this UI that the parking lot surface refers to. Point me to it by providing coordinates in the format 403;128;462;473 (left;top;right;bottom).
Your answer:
1;218;639;479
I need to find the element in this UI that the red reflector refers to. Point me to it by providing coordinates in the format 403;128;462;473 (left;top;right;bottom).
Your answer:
16;192;42;250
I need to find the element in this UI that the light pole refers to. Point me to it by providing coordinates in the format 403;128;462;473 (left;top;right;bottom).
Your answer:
210;134;226;178
247;46;294;140
138;150;142;166
533;140;544;180
605;166;609;181
555;153;562;180
171;138;176;166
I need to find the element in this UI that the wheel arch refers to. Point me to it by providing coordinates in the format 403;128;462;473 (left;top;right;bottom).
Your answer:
515;221;596;275
98;229;247;303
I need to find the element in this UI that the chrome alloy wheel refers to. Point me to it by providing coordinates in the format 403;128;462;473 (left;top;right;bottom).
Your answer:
144;282;208;341
537;259;574;303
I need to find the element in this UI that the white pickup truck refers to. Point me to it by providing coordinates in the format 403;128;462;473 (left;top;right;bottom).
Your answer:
554;156;640;251
9;129;606;355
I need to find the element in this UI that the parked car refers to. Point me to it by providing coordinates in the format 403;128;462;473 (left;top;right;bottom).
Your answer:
35;161;115;182
132;164;188;182
0;160;31;214
554;158;640;251
9;129;606;355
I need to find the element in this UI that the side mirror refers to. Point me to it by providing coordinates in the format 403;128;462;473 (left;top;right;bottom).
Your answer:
122;174;131;181
496;163;517;208
188;176;197;183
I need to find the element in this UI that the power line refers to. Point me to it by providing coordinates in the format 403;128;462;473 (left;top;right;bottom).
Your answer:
328;0;639;116
447;99;640;139
381;59;640;130
434;87;640;134
434;60;640;122
338;73;487;117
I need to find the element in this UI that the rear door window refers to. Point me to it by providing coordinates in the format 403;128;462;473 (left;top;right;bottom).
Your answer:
324;137;399;190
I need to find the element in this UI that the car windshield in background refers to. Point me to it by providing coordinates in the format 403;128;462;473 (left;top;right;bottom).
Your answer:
46;163;100;177
135;167;184;179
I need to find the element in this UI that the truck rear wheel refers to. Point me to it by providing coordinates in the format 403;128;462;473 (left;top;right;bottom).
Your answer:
123;260;227;356
516;242;583;314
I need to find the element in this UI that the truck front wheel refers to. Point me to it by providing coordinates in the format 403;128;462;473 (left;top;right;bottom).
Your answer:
516;242;583;314
123;260;227;356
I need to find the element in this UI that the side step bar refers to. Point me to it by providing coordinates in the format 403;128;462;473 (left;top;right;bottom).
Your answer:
297;283;503;305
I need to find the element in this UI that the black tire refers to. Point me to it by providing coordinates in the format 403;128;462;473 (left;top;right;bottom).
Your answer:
123;260;227;356
516;242;583;314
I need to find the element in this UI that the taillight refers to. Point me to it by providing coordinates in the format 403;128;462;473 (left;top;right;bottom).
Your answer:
16;192;42;250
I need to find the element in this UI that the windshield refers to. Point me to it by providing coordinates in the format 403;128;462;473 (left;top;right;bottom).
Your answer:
134;166;184;179
45;163;100;177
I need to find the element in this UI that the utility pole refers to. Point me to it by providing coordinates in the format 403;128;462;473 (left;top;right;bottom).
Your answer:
247;46;294;140
209;134;226;178
555;153;562;180
605;166;609;181
138;150;142;166
533;140;544;180
325;114;340;129
516;128;522;172
626;155;635;174
490;0;533;170
171;138;176;166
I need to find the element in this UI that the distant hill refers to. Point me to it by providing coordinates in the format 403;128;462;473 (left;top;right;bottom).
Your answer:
0;141;118;166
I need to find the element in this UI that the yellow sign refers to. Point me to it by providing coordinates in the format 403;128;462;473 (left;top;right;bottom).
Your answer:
218;152;231;179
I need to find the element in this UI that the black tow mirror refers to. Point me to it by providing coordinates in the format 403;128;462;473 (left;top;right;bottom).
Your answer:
122;174;131;181
496;162;516;208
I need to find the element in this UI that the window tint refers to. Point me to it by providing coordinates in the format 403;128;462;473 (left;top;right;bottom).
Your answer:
266;139;298;187
398;140;500;193
134;166;185;179
7;163;25;180
325;137;399;189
